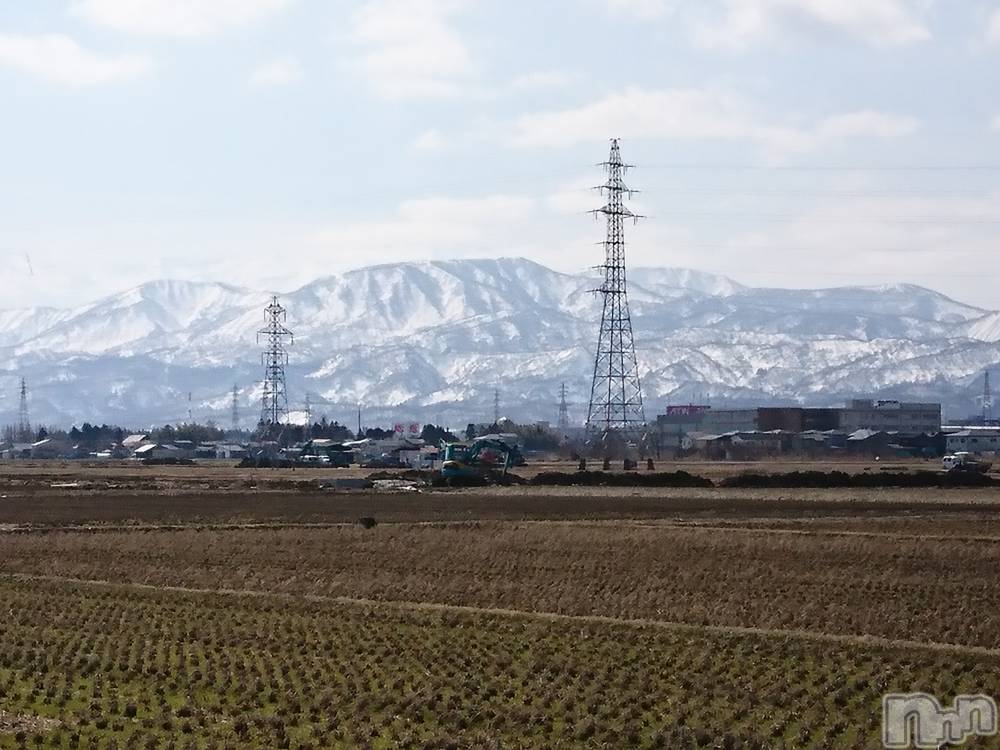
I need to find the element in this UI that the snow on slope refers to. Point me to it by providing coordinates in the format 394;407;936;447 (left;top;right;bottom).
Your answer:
962;311;1000;343
1;257;997;425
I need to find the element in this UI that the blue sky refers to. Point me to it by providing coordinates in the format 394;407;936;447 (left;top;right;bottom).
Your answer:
2;0;1000;308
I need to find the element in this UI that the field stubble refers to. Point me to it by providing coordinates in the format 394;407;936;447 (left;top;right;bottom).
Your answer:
3;469;1000;747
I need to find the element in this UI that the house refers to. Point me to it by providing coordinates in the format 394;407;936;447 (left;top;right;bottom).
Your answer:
1;443;34;459
134;443;180;461
299;439;352;467
30;438;72;459
214;443;248;460
171;441;196;460
122;434;149;452
946;429;1000;455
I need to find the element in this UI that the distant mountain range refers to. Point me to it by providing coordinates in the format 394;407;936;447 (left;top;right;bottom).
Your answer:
3;257;998;428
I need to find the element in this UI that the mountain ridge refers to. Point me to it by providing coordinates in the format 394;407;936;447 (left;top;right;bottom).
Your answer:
2;257;998;426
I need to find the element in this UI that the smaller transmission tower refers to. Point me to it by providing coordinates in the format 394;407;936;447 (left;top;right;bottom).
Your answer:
230;385;240;433
558;383;570;432
17;378;30;442
258;296;294;426
493;387;501;425
982;370;994;423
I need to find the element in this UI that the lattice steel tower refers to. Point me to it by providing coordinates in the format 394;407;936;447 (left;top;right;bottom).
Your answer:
983;370;994;423
585;139;646;436
258;296;294;426
558;383;570;432
230;384;240;433
17;378;30;441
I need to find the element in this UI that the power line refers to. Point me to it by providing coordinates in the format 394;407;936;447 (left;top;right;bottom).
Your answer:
643;164;1000;172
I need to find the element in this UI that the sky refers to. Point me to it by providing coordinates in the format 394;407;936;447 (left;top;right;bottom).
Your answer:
1;0;1000;309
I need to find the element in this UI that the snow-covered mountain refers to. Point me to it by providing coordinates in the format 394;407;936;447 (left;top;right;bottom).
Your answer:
3;257;998;428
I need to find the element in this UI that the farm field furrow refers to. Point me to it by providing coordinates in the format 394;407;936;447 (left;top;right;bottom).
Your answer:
2;575;999;750
3;520;999;648
2;487;1000;527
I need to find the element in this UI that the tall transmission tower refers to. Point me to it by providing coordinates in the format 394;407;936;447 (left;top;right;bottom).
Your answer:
257;296;294;426
558;383;570;432
585;139;646;436
17;378;31;441
230;384;240;433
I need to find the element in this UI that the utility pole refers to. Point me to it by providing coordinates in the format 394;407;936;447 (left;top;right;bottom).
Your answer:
258;296;294;427
17;378;30;442
585;139;646;437
558;382;570;432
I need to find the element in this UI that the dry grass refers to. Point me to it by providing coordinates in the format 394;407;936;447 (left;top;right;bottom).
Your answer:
4;516;1000;648
4;464;1000;747
1;575;997;749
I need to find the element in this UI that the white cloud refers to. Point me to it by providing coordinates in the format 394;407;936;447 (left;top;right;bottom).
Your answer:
694;0;931;48
508;87;918;154
311;194;536;260
606;0;673;20
703;193;1000;304
0;33;151;86
72;0;293;37
249;57;303;87
412;129;447;151
989;9;1000;43
509;69;578;92
350;0;475;99
992;115;1000;132
816;111;919;139
547;176;601;215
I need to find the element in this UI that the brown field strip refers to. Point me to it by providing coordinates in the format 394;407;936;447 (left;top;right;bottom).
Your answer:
5;518;1000;648
2;574;1000;748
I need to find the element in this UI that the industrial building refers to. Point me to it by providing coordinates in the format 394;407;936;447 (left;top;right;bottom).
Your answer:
944;427;1000;455
840;400;942;436
656;400;943;457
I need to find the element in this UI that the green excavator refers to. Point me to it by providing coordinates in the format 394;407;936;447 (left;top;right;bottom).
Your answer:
441;438;522;481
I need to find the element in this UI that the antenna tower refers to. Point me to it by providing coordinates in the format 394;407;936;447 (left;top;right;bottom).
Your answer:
558;383;570;431
230;385;240;433
983;370;994;423
585;139;646;436
17;378;30;441
258;296;294;426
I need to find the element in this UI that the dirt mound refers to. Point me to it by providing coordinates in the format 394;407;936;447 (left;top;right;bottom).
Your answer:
141;457;195;466
430;471;526;488
529;471;714;488
720;470;998;489
367;470;438;483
